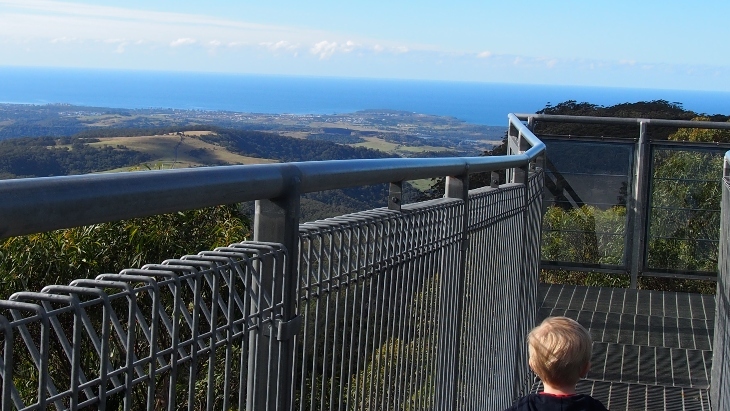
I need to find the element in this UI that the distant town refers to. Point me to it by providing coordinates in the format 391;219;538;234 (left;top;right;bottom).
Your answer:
0;103;506;157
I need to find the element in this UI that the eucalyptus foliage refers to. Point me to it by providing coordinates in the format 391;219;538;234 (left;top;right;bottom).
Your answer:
541;205;626;266
646;119;730;273
0;204;250;299
540;117;730;291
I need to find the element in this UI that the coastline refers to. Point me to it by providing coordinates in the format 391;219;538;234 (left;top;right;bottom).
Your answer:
1;67;729;126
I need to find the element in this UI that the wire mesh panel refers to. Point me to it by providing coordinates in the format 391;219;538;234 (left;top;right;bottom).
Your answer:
0;241;286;411
294;199;463;411
457;170;544;410
646;146;725;275
519;171;545;393
0;177;543;411
712;172;730;410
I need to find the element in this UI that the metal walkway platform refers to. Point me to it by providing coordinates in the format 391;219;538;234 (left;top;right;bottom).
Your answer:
536;284;715;411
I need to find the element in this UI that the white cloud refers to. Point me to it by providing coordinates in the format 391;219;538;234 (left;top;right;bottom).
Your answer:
367;43;413;55
0;0;323;50
170;38;196;47
308;40;362;59
0;0;281;32
13;0;691;88
0;0;438;66
536;57;558;68
50;36;77;43
342;40;357;53
261;40;299;52
311;41;338;59
104;38;129;53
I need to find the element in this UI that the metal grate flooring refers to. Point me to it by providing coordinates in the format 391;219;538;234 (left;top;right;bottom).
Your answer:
535;284;715;411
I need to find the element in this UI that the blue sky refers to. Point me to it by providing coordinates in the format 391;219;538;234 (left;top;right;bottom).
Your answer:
1;0;729;91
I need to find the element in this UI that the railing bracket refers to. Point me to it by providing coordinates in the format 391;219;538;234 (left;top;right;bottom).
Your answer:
490;171;500;188
389;181;403;212
276;315;303;341
462;237;470;250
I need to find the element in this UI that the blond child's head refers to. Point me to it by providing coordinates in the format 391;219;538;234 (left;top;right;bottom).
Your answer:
528;316;592;389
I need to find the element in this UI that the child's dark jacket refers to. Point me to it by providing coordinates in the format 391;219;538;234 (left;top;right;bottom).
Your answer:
505;393;609;411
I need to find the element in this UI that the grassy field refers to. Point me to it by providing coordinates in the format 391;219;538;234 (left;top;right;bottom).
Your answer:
88;132;277;169
278;131;309;139
352;136;456;156
408;179;436;192
77;114;148;127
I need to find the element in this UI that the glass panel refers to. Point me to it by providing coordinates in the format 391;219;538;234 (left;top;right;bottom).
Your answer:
543;140;632;209
540;139;633;266
646;147;724;273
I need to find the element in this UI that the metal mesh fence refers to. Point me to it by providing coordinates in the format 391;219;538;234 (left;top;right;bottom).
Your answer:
294;198;463;411
0;242;287;411
712;172;730;410
456;171;544;410
0;172;543;411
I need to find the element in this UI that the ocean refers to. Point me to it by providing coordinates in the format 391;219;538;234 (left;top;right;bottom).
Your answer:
1;67;729;126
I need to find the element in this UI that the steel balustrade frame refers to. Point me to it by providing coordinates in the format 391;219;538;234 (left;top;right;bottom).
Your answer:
0;114;546;411
8;112;729;409
518;113;730;284
515;114;730;130
1;242;288;411
712;150;730;410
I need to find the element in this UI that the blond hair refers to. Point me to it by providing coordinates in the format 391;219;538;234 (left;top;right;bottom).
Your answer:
528;316;592;387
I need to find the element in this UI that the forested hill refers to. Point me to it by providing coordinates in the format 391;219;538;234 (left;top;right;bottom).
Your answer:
204;129;392;162
0;127;393;179
0;136;152;179
533;100;730;139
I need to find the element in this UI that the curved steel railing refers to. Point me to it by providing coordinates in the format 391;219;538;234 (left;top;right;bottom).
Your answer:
0;114;544;239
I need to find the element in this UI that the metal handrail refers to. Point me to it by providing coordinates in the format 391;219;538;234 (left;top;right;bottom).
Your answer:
0;114;543;239
516;113;730;130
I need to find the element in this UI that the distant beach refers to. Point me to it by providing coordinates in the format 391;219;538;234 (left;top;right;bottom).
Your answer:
1;67;729;126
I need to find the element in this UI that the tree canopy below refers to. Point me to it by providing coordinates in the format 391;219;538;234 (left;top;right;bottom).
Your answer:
534;100;729;140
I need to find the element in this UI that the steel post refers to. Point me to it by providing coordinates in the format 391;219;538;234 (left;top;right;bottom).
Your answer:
443;173;470;410
526;117;545;173
250;171;301;411
509;122;531;184
712;153;730;410
628;121;649;288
